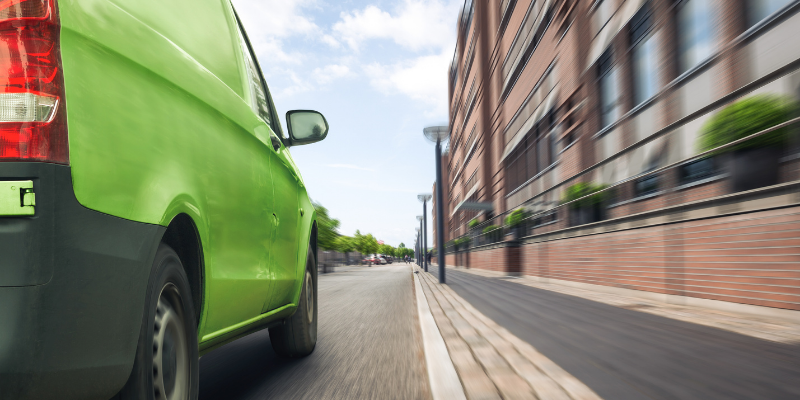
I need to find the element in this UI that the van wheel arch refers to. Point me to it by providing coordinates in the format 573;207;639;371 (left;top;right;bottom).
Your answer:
160;213;204;325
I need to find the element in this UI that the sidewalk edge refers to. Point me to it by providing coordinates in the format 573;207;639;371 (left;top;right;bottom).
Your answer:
412;267;467;400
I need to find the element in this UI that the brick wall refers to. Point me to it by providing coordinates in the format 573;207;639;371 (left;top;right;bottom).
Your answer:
521;206;800;311
446;253;456;268
468;245;506;273
462;244;524;275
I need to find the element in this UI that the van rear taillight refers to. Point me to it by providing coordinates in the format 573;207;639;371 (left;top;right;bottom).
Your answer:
0;0;67;164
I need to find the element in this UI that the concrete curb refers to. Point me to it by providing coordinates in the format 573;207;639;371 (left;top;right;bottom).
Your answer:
412;266;467;400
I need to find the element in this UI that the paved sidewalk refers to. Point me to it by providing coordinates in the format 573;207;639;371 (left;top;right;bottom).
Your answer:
426;265;800;399
415;266;602;400
445;265;800;344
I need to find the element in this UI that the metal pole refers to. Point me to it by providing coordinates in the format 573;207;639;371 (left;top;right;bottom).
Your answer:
416;233;420;266
423;200;428;272
419;219;424;267
435;139;446;284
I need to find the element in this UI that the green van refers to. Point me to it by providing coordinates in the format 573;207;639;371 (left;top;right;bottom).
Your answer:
0;0;326;398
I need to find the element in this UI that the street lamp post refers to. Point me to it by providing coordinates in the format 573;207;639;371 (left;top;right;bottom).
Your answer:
418;194;432;272
415;227;420;266
416;216;424;268
423;126;449;284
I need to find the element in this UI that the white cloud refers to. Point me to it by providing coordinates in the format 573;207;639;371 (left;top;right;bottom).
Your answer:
332;0;461;51
365;50;451;116
278;69;315;97
233;0;319;39
232;0;322;64
313;64;352;84
321;34;341;48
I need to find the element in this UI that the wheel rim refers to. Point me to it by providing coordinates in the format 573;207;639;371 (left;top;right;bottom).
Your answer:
153;283;189;400
305;270;314;324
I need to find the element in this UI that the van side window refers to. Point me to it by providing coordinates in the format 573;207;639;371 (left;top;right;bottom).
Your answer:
236;20;273;127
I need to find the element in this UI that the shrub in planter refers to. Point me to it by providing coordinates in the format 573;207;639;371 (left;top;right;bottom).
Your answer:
453;236;470;251
505;208;528;239
482;225;502;243
562;182;608;226
468;218;480;230
699;95;798;192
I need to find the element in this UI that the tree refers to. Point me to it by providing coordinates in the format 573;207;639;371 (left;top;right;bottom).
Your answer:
335;235;356;264
313;201;340;250
336;235;355;254
354;230;378;256
378;244;394;257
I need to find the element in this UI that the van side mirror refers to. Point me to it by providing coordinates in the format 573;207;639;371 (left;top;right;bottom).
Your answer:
285;110;329;147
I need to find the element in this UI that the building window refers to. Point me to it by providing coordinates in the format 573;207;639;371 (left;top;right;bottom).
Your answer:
630;2;659;105
460;0;475;47
598;50;620;129
677;0;714;74
594;0;614;35
634;174;660;197
449;53;458;99
679;157;718;184
747;0;794;28
505;110;559;192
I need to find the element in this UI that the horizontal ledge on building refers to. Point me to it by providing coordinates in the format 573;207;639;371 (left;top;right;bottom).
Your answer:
520;180;800;244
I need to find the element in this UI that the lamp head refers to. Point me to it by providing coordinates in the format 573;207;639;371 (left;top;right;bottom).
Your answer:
417;194;432;202
423;126;449;143
416;215;423;221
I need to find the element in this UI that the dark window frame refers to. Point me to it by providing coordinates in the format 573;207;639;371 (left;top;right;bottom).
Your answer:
634;173;660;197
232;8;283;138
678;156;719;185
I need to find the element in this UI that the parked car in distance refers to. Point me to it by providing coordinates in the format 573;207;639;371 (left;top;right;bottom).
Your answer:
364;255;379;266
0;1;328;399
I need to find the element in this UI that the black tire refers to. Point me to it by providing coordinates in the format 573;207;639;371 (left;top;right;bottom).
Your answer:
269;248;318;358
114;244;199;400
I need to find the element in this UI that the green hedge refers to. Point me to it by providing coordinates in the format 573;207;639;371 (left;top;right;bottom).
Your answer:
482;224;500;234
468;218;480;229
562;182;608;209
505;208;527;227
699;95;798;153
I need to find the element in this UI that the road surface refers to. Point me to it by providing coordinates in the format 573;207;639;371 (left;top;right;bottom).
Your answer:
199;263;429;400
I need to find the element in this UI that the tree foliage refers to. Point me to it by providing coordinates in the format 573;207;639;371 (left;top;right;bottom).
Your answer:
354;230;379;256
313;201;340;250
335;235;355;254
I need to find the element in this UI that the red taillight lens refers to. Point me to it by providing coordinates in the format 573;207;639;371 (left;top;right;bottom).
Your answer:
0;0;67;164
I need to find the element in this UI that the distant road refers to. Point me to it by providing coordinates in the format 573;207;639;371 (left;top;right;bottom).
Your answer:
199;263;430;400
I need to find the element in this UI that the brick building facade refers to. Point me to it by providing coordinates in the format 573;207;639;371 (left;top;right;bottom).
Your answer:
434;0;800;314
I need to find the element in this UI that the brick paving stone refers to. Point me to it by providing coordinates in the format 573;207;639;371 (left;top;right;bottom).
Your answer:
419;273;501;400
416;266;602;400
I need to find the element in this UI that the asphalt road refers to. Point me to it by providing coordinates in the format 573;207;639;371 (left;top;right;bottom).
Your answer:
428;267;800;400
199;263;429;400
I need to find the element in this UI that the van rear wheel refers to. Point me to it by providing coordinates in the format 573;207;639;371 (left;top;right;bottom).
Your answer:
269;248;317;358
114;244;199;400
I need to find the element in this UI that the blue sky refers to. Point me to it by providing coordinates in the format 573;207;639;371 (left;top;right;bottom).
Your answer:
232;0;461;249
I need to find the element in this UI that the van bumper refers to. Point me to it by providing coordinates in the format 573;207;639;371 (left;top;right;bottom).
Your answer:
0;162;163;400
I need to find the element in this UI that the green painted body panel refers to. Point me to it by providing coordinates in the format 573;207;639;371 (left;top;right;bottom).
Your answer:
57;0;316;343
